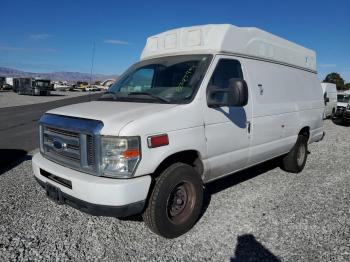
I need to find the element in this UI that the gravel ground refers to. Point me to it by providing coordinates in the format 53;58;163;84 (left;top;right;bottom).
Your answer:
0;91;103;108
0;120;349;261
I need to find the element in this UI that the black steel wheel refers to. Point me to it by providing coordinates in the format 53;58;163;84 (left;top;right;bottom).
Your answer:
143;163;203;238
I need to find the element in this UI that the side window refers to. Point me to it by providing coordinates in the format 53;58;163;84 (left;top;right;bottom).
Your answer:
207;59;243;105
208;59;243;89
120;67;155;92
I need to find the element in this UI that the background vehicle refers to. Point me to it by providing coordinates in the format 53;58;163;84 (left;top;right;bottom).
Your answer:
13;78;51;95
85;85;101;91
1;84;13;90
342;104;350;124
33;24;324;238
76;81;89;91
336;91;350;117
321;83;337;118
53;81;72;91
1;77;14;90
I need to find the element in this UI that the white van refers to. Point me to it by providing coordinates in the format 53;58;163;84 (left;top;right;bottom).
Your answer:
32;24;324;238
321;83;337;118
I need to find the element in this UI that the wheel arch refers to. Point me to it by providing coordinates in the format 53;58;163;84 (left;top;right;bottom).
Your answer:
152;150;204;180
299;126;310;141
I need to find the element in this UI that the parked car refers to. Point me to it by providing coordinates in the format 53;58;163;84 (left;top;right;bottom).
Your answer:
85;85;101;92
341;104;350;124
32;24;324;238
0;77;13;90
53;81;72;91
1;83;13;91
335;92;350;117
321;83;337;118
76;81;89;91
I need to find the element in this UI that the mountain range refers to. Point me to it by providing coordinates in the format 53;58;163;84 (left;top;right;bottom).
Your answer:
0;67;118;83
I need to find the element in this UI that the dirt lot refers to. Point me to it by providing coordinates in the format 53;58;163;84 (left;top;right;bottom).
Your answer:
0;120;349;261
0;90;103;108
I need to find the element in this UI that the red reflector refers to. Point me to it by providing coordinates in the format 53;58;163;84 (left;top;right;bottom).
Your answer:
148;134;169;148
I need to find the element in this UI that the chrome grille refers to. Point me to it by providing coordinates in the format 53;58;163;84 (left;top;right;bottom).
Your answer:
43;126;81;165
39;114;103;176
87;135;95;166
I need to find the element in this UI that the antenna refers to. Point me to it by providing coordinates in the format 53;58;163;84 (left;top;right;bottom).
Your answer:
89;41;96;102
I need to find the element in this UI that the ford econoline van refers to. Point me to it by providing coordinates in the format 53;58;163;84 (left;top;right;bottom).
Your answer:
321;83;337;118
32;24;324;238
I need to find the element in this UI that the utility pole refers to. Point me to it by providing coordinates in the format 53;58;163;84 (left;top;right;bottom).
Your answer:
89;41;96;102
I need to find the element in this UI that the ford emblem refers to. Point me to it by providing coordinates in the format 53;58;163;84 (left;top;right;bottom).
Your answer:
53;139;67;152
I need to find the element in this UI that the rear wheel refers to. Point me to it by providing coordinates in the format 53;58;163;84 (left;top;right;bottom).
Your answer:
281;134;308;173
143;163;203;238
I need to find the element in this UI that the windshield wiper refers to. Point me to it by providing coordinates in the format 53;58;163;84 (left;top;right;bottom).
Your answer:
127;92;170;103
99;91;119;101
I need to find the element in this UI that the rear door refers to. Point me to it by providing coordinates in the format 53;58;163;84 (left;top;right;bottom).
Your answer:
202;55;252;181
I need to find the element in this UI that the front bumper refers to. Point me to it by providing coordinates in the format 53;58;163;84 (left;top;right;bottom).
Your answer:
32;153;151;217
335;107;346;117
343;110;350;123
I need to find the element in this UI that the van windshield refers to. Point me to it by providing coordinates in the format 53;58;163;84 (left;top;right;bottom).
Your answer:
36;80;50;87
102;54;212;104
337;94;350;103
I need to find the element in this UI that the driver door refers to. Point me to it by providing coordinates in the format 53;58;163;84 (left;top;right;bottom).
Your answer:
202;55;252;181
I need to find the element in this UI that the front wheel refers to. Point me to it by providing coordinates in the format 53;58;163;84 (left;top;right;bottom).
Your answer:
143;163;203;238
331;108;336;119
281;134;308;173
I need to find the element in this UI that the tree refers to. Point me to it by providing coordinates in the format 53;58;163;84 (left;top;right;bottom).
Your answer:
344;83;350;90
323;73;345;90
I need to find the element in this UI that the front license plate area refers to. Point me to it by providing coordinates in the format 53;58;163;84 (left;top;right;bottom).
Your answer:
46;183;63;204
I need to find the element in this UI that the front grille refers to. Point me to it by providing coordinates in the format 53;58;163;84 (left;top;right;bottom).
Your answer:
42;126;96;173
87;135;95;166
43;126;81;164
39;114;103;176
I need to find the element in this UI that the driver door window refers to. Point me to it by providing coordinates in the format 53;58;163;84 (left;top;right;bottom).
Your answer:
207;59;244;104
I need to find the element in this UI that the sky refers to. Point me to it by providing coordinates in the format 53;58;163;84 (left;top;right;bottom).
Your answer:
0;0;349;82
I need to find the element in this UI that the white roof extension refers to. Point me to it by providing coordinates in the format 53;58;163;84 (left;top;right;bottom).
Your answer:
141;24;316;72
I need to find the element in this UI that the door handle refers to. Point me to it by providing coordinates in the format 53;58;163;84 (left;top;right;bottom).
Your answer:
246;121;251;134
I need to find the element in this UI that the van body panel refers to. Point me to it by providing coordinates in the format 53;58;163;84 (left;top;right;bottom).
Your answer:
118;101;208;177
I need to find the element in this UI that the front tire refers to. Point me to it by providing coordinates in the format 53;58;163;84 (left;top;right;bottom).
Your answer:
143;163;203;238
281;134;308;173
331;108;336;119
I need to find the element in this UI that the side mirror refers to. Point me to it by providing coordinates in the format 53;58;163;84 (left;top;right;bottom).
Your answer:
324;97;330;103
207;78;248;108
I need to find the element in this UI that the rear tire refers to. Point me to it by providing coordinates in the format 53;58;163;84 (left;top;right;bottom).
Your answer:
143;163;203;238
281;135;308;173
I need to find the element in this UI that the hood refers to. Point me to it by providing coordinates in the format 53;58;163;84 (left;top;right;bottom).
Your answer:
337;102;348;107
47;101;178;135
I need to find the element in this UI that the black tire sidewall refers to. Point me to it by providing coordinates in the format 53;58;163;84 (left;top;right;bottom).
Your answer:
293;135;308;172
148;163;203;238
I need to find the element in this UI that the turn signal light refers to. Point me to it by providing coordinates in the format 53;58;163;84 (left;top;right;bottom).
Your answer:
148;134;169;148
122;149;140;158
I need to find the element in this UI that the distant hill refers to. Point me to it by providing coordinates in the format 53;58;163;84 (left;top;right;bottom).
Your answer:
0;67;118;83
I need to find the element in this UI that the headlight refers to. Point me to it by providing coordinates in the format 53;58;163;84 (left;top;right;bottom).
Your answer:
100;136;141;178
